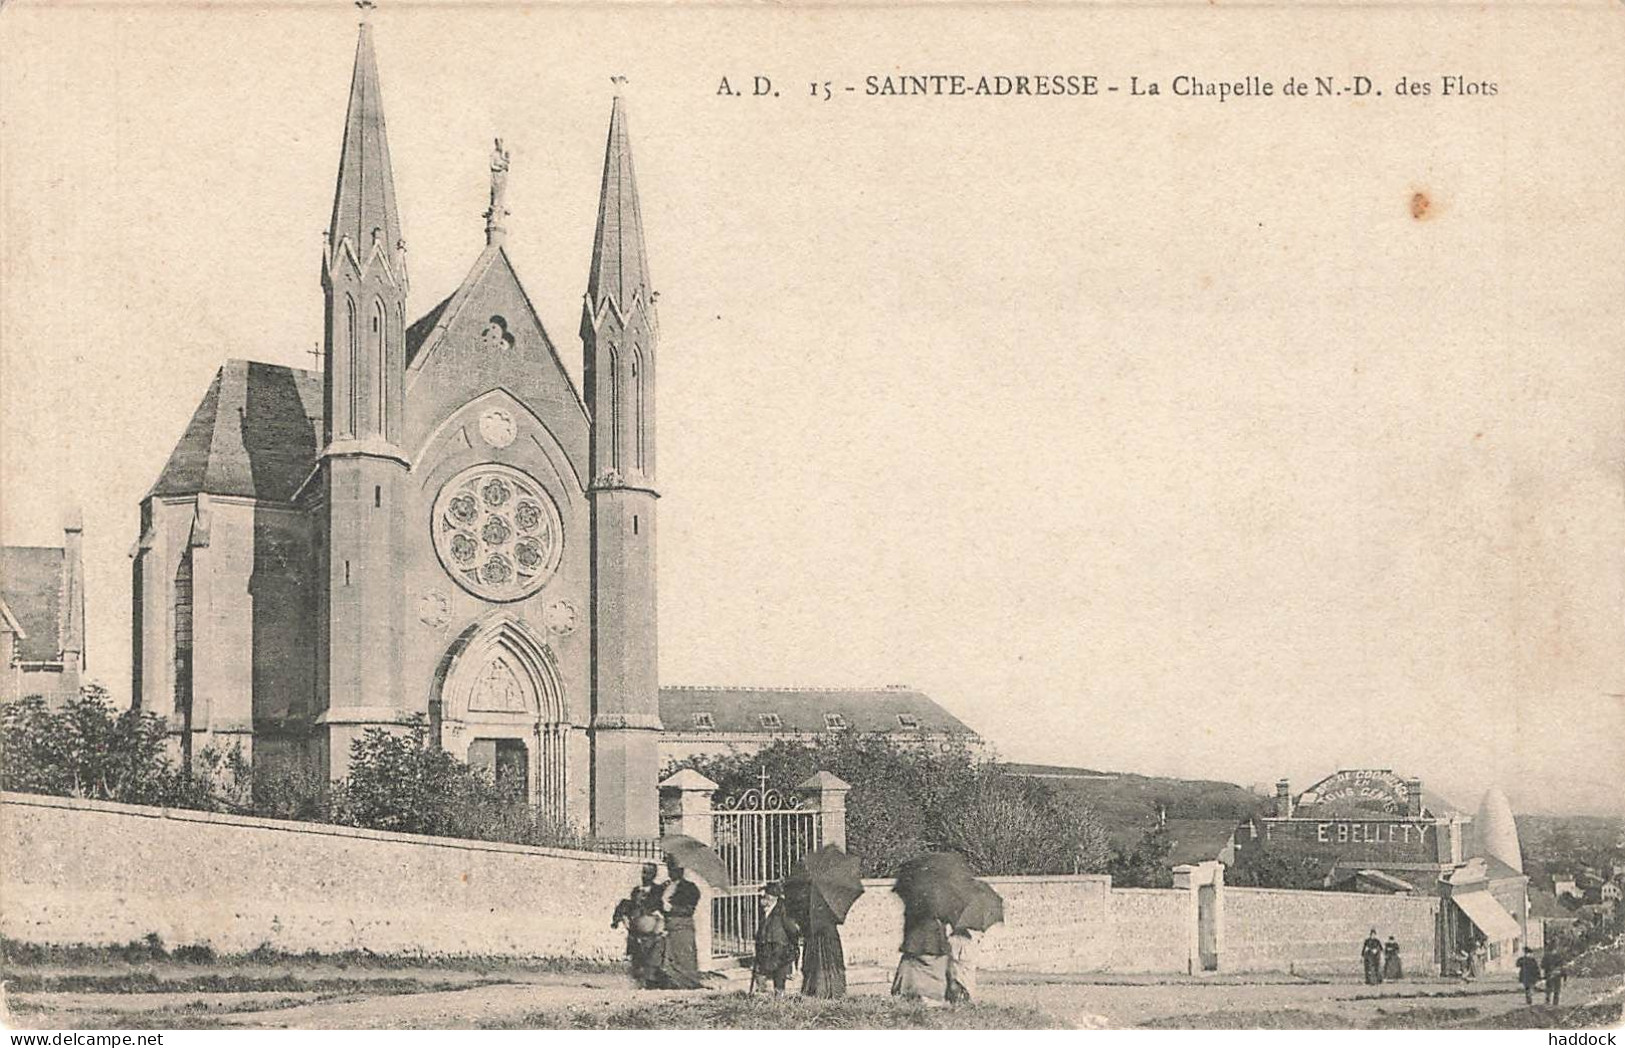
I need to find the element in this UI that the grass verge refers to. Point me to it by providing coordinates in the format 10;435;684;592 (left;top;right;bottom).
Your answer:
483;990;1067;1030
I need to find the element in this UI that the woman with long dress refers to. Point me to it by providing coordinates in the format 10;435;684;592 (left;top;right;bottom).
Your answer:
892;903;950;1002
655;856;706;989
1382;936;1403;981
798;884;847;997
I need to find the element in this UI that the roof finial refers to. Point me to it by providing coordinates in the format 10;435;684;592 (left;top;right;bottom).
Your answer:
355;0;375;19
484;137;511;247
611;74;628;96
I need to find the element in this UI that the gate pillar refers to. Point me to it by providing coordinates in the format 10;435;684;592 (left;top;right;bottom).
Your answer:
659;768;718;845
798;771;851;850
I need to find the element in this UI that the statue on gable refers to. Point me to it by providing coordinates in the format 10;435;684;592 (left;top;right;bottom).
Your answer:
487;138;511;220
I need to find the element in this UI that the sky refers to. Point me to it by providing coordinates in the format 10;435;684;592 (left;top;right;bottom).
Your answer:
2;2;1621;816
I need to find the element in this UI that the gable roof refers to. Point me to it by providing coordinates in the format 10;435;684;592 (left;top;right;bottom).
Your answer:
403;246;586;423
148;360;323;502
0;546;63;662
1163;818;1242;866
658;685;977;737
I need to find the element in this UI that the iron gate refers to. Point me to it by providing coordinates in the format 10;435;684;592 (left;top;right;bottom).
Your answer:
708;781;823;959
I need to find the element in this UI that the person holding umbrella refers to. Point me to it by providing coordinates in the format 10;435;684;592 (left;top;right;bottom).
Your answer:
891;852;990;1003
784;844;865;999
650;834;732;990
656;854;706;989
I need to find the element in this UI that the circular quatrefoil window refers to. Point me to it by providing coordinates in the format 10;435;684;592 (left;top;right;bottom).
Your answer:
432;464;562;602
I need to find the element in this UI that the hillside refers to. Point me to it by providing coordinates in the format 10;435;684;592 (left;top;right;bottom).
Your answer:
1007;764;1269;849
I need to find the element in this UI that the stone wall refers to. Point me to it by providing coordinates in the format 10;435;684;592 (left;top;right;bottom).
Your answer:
1107;888;1193;972
842;876;1190;974
3;791;1455;975
0;791;643;959
1225;886;1438;975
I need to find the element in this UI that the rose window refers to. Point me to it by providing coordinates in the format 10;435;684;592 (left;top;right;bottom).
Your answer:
432;464;562;601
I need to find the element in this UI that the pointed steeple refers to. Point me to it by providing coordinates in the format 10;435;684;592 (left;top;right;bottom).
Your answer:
327;17;404;285
585;91;653;322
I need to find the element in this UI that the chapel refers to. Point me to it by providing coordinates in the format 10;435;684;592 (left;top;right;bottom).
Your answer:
131;15;661;836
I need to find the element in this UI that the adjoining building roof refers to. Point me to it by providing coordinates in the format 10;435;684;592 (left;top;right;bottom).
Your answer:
148;361;323;502
0;546;63;663
1164;818;1242;866
658;685;976;737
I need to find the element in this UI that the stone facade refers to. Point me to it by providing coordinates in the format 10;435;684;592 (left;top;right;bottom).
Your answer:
129;20;661;836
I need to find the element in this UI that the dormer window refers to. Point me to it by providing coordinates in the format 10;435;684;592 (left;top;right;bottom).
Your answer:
896;714;920;730
759;713;783;730
692;712;714;730
824;713;848;732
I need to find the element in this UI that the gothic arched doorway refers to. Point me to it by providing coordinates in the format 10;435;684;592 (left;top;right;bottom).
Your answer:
436;617;568;817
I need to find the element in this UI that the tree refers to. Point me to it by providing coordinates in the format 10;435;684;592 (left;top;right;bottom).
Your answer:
1107;823;1175;888
1228;850;1328;890
3;687;171;804
667;737;1113;877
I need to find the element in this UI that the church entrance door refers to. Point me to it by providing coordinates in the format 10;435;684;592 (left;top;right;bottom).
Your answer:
438;618;567;818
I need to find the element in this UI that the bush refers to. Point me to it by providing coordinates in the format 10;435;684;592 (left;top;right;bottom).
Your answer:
330;716;590;849
0;693;590;851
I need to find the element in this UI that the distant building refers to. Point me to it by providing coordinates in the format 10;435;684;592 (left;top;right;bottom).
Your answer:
1231;769;1532;972
1553;874;1581;899
657;685;980;764
1528;886;1579;943
1601;881;1621;903
1;513;87;706
1231;769;1469;890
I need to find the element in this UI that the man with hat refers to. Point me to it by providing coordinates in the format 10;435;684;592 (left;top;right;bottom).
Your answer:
751;880;801;994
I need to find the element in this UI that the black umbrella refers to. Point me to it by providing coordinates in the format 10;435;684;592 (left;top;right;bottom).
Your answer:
893;851;979;922
785;843;866;924
953;879;1005;931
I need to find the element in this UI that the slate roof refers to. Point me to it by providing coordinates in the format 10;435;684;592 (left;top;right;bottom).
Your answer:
0;546;64;662
405;292;455;366
658;686;977;737
148;360;323;502
1164;818;1243;866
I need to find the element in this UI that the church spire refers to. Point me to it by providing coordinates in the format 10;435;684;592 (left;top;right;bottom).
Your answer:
585;87;653;325
327;14;404;286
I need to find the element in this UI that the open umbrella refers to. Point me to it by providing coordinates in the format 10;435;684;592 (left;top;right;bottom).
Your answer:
952;879;1005;931
659;834;732;887
893;851;979;922
785;843;865;924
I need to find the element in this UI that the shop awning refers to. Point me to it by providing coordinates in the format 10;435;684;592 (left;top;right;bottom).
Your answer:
1453;890;1521;942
